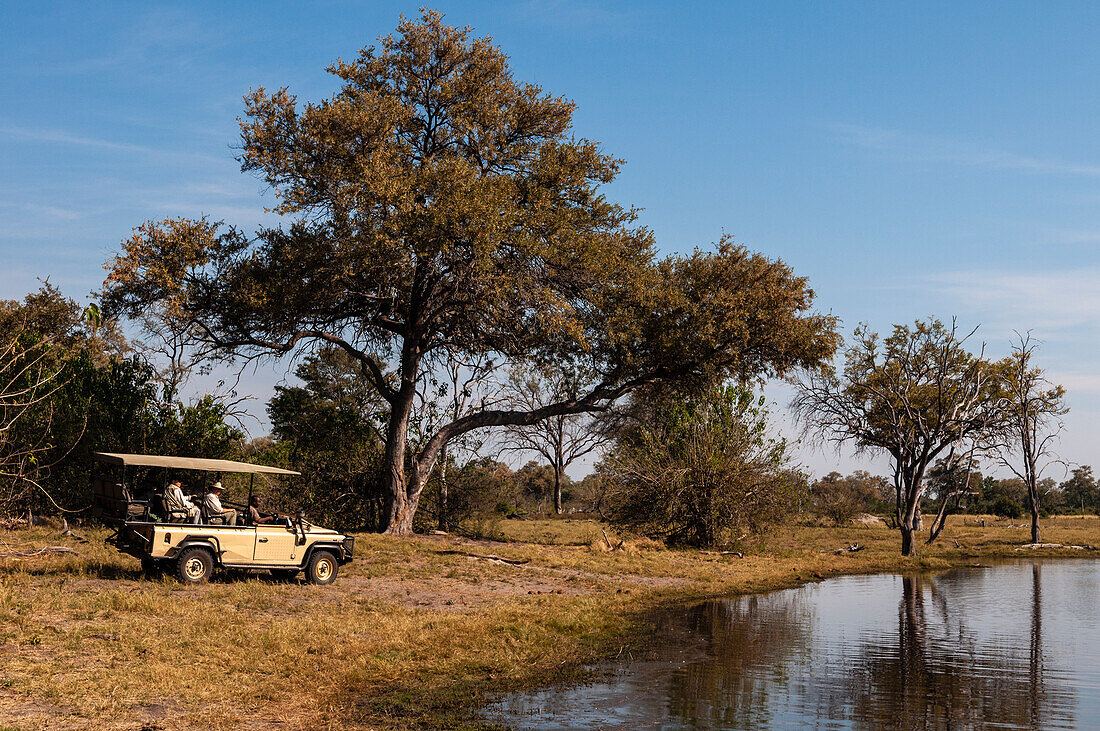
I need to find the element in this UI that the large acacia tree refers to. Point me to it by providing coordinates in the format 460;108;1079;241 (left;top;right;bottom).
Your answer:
103;10;837;534
794;320;1003;555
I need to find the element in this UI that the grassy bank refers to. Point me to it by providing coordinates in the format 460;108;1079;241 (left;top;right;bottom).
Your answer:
0;515;1098;729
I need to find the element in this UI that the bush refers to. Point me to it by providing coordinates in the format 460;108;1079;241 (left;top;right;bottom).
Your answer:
811;471;890;525
991;497;1024;520
602;384;803;547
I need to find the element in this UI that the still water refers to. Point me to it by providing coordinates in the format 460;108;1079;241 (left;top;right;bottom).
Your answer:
483;561;1100;729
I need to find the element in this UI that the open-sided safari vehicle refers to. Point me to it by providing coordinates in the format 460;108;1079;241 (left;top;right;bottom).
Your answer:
91;452;354;584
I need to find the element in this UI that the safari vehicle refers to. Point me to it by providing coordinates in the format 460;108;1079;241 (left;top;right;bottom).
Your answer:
91;452;354;585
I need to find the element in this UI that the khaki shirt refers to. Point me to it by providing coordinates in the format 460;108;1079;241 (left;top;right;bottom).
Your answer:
203;492;225;515
166;484;193;512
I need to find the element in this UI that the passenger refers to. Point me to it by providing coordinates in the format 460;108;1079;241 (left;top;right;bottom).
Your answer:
247;495;276;525
165;478;200;524
203;482;238;526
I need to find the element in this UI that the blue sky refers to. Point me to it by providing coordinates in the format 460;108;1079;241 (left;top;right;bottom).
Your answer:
4;1;1100;477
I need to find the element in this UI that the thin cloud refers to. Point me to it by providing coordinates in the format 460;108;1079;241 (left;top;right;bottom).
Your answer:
1049;371;1100;396
928;268;1100;332
0;201;81;221
0;125;226;165
832;123;1100;178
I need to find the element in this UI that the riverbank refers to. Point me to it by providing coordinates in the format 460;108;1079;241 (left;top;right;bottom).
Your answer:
0;516;1098;729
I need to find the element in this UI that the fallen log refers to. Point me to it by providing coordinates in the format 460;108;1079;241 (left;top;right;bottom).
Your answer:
0;546;80;558
1015;543;1097;551
439;550;531;566
819;543;865;554
466;553;531;565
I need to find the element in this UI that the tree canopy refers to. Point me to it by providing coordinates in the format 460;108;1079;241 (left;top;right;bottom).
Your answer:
102;10;838;534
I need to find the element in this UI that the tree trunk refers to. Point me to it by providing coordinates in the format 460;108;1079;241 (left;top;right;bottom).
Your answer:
553;462;563;515
1027;476;1041;544
439;445;449;531
381;383;416;535
386;473;425;536
900;524;915;556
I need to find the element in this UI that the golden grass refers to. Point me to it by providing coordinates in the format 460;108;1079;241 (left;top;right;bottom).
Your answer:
0;515;1098;729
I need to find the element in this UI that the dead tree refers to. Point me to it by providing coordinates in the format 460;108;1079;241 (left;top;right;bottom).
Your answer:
499;365;609;514
0;322;67;518
925;443;982;544
794;319;1003;556
991;333;1067;544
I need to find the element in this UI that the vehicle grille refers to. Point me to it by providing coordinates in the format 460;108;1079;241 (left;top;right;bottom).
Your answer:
342;536;355;559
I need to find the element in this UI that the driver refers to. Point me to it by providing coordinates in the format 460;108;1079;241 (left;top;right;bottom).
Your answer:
203;482;238;525
247;495;276;525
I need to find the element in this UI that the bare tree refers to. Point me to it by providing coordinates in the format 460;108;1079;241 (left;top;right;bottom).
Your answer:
925;443;982;544
0;323;67;518
794;319;1003;555
992;333;1067;543
414;348;500;529
500;366;609;514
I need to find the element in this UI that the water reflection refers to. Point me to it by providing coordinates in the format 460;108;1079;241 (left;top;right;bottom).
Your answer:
484;561;1100;729
666;593;811;728
835;570;1075;729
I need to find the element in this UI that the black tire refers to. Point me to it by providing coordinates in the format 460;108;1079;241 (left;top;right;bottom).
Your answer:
140;556;164;578
176;546;214;584
305;551;338;585
270;568;300;582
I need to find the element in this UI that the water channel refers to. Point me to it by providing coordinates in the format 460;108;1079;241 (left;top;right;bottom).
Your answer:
482;560;1100;729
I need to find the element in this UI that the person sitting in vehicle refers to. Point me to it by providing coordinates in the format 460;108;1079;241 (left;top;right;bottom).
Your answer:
165;478;200;524
247;495;276;525
203;482;238;525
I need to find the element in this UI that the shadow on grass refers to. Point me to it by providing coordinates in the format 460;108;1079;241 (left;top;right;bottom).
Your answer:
0;559;305;584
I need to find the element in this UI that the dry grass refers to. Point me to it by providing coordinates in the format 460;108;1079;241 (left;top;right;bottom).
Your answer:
0;515;1098;729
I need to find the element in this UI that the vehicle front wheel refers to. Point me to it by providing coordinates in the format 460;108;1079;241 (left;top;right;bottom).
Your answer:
176;547;214;584
305;551;338;585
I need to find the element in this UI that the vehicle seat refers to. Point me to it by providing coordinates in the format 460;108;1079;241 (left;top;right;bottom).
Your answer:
156;494;189;523
202;504;229;525
92;477;149;522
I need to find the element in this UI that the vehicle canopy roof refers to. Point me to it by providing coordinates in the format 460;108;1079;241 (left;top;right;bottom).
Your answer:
93;452;300;476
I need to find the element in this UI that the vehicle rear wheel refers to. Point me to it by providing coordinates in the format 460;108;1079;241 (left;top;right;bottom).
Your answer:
176;547;214;584
305;551;338;585
140;557;164;578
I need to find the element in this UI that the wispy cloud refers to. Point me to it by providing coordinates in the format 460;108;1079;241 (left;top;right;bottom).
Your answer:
22;7;225;78
928;268;1100;333
0;126;157;154
0;125;227;165
1049;371;1100;396
832;123;1100;178
0;201;81;221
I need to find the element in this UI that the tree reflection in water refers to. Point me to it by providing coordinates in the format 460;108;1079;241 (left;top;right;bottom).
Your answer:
831;568;1074;729
665;593;812;727
484;563;1085;730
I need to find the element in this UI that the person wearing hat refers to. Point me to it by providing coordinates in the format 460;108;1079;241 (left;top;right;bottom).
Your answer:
165;478;201;524
203;481;238;525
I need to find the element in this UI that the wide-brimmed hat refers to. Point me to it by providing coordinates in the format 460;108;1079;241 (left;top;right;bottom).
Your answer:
210;481;224;491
